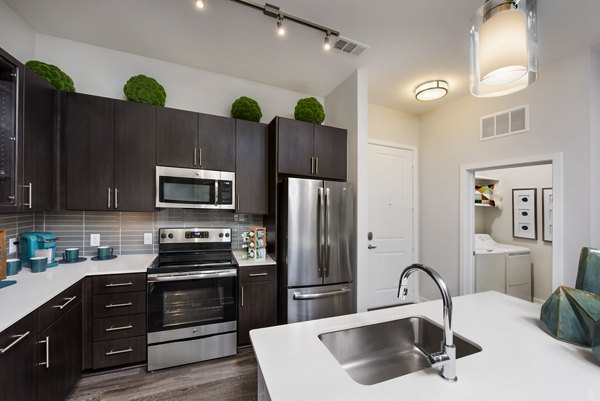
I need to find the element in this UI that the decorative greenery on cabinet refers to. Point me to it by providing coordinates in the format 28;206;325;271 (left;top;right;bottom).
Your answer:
231;96;262;122
25;60;76;92
123;74;166;106
294;97;325;124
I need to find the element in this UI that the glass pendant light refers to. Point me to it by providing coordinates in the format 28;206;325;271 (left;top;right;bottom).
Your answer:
469;0;538;97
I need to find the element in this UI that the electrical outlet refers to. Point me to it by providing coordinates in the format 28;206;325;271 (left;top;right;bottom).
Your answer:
9;237;17;254
144;233;153;245
90;234;101;247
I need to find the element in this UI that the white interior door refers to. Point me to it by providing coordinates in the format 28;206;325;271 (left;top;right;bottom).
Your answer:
367;143;414;309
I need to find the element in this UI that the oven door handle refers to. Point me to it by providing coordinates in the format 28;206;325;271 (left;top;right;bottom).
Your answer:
147;269;237;282
157;262;234;270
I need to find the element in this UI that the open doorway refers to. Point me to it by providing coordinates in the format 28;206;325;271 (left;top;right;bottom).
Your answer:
459;153;563;300
474;164;553;303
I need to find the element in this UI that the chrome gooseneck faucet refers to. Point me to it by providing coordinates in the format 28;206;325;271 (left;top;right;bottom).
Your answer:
398;264;458;382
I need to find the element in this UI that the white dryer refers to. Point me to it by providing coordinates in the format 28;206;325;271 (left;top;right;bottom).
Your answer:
474;234;532;301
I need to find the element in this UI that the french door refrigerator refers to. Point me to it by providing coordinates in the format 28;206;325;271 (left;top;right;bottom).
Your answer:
279;178;354;324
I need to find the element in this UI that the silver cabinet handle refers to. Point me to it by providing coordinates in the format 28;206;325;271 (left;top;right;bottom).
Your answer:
193;147;197;166
368;244;377;249
293;287;351;300
198;147;202;166
106;324;133;332
23;183;32;209
54;296;77;310
38;336;50;368
0;331;30;354
107;188;112;208
106;347;133;356
248;272;268;277
241;285;244;307
105;302;133;309
310;157;314;174
236;194;240;211
315;157;319;175
114;188;119;209
105;282;133;288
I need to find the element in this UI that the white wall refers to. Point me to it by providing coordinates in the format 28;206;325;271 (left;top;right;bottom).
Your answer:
590;49;600;247
325;70;369;312
0;0;35;62
368;103;419;147
33;34;321;122
419;49;595;300
475;165;553;302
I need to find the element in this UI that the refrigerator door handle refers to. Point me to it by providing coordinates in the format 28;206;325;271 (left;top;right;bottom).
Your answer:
293;287;351;300
325;187;331;277
317;187;324;278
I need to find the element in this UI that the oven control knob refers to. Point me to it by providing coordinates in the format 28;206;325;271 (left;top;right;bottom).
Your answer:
168;233;174;239
219;233;224;238
225;233;230;238
161;233;167;239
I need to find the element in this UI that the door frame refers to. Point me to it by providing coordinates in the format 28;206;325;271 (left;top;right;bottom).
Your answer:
459;152;563;296
366;139;420;304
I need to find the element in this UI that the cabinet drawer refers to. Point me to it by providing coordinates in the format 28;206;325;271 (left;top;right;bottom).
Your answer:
92;273;146;295
92;292;146;318
239;265;277;283
93;313;146;342
39;281;82;332
92;336;146;370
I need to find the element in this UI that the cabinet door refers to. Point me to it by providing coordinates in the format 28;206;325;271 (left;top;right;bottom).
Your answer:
0;52;20;212
0;311;37;401
63;93;114;210
156;107;197;168
313;125;347;181
238;280;277;346
114;100;156;211
235;120;268;214
198;113;235;171
21;68;56;211
37;302;82;401
276;117;313;177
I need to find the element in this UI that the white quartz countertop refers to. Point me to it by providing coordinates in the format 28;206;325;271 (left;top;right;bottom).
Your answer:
251;292;600;401
0;254;156;332
233;251;276;267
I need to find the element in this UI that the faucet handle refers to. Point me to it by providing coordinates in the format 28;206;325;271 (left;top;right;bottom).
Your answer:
427;350;451;367
397;277;409;299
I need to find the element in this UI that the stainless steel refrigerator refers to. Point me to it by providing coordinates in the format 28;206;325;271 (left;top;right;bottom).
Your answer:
279;178;355;324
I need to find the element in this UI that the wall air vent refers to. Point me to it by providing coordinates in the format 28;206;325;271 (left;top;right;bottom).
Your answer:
332;36;370;57
480;105;529;141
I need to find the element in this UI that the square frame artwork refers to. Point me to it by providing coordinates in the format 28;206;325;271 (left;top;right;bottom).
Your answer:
512;188;537;240
542;188;553;242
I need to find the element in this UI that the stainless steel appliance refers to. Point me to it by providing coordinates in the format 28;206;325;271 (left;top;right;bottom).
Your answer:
147;227;237;371
279;178;354;323
155;166;235;209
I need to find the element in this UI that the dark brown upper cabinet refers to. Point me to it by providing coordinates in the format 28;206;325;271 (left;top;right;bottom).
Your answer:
156;109;235;171
272;117;347;181
62;93;156;211
235;119;268;214
0;47;56;214
156;107;198;168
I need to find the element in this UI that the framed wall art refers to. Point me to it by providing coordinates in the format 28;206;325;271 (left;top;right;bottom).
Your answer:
542;188;553;242
512;188;537;240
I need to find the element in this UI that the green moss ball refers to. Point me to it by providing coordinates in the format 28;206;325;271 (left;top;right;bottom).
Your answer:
231;96;262;122
294;97;325;124
123;74;166;106
25;60;75;92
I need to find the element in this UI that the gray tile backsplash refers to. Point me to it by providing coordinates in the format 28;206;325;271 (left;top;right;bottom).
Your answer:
1;210;262;258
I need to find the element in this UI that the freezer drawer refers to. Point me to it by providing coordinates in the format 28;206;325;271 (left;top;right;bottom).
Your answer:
287;284;353;324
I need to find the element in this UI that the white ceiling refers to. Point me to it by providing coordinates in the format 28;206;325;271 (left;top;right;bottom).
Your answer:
6;0;600;114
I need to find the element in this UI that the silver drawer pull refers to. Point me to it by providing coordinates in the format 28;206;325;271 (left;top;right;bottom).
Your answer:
105;302;133;309
38;336;50;368
106;347;133;356
248;272;268;277
54;296;77;310
105;282;133;288
0;331;30;354
105;324;133;332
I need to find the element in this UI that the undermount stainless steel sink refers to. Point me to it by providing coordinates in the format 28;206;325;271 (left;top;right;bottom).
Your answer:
318;316;482;385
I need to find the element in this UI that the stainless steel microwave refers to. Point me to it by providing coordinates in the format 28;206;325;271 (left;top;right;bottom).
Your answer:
155;166;235;210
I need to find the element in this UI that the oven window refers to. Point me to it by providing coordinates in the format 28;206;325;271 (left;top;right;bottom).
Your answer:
160;176;215;204
163;286;230;327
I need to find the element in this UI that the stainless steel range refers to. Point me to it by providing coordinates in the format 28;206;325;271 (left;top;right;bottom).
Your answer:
147;227;237;371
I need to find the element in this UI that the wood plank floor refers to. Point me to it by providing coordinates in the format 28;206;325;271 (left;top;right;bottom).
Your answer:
67;348;257;401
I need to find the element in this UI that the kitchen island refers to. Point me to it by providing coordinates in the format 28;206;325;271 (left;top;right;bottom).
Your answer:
251;291;600;401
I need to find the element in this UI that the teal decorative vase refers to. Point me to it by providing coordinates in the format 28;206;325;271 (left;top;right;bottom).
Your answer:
575;247;600;296
539;286;600;346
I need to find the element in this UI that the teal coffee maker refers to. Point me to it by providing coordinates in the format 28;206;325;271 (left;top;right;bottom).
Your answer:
19;232;59;268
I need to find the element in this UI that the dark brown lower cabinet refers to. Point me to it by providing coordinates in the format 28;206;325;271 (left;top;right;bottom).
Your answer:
238;265;277;346
37;301;82;401
0;311;37;401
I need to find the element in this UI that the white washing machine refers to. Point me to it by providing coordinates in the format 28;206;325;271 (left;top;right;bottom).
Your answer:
474;234;532;301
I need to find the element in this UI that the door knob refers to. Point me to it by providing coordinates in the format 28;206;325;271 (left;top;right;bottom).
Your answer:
367;232;373;241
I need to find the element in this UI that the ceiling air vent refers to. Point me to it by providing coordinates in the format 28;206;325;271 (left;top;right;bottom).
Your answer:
332;36;370;57
480;105;529;141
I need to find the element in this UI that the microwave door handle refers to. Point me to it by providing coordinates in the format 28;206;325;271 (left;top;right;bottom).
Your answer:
215;181;219;206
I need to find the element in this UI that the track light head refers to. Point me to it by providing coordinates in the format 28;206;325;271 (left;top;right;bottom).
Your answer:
195;0;205;9
324;32;331;51
277;15;285;36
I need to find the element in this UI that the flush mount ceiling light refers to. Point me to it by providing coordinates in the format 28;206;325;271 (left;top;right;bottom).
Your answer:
276;15;285;36
195;0;205;9
469;0;539;97
415;80;449;101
